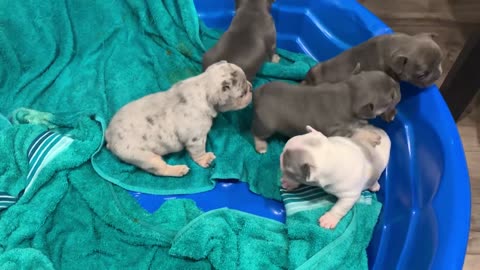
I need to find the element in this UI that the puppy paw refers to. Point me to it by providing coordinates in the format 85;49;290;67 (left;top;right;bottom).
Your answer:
369;182;381;192
163;165;190;177
281;178;300;191
271;54;281;63
194;152;216;168
318;212;341;229
367;133;382;147
381;108;397;122
254;137;268;154
354;129;381;147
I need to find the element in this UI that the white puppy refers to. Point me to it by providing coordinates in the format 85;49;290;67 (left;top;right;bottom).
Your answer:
280;125;391;229
106;61;252;177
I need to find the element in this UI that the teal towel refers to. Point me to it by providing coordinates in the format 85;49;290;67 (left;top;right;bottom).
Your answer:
0;0;382;269
282;186;381;269
0;0;314;199
0;114;381;269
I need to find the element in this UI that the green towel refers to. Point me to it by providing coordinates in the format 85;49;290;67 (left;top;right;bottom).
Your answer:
0;116;381;269
0;0;382;269
282;186;381;269
0;0;314;199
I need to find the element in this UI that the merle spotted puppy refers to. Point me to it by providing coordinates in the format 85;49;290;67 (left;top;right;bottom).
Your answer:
106;61;252;177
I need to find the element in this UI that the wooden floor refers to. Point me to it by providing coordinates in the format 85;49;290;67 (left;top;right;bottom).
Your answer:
458;106;480;269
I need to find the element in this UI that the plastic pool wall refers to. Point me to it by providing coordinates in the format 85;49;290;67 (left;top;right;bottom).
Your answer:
192;0;471;269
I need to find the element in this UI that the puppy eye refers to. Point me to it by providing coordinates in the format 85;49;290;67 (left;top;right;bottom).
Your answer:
417;71;430;79
368;103;374;111
222;85;230;92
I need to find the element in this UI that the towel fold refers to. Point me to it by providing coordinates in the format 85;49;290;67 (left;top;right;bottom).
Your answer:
0;0;382;269
0;0;315;199
282;186;381;269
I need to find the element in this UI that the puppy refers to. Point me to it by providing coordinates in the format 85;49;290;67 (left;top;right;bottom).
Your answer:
302;32;442;121
105;61;252;177
303;32;443;88
202;0;278;81
252;70;400;153
280;125;391;229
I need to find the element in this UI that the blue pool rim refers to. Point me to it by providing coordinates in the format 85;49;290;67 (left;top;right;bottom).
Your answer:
131;0;471;269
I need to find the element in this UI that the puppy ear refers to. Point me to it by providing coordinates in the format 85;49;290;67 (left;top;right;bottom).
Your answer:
352;62;361;75
300;163;312;182
305;125;327;142
306;125;317;133
391;53;408;76
356;103;377;119
282;149;315;182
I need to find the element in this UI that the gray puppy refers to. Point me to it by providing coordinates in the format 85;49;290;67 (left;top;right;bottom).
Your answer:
303;32;443;88
202;0;279;81
106;61;252;177
252;70;400;153
301;32;442;122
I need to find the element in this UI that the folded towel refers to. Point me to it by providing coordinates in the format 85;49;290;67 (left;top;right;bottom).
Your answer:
0;0;315;199
0;112;381;269
0;0;382;269
282;186;381;269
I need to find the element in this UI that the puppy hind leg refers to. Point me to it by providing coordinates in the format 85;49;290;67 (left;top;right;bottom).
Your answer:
122;149;190;177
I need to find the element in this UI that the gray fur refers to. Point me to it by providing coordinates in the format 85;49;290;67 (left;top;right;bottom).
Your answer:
303;32;443;88
252;70;400;152
105;61;253;177
202;0;278;81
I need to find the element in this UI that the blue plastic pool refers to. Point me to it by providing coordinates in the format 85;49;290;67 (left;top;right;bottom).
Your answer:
131;0;471;269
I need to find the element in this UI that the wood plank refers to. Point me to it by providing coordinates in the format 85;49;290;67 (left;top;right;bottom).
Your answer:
457;124;480;152
467;231;480;254
471;193;480;205
470;177;480;193
358;0;430;14
471;205;480;232
359;0;480;24
463;254;480;269
465;154;480;179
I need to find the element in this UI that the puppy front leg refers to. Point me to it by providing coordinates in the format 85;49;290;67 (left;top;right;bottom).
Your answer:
381;108;397;122
318;195;360;229
369;181;381;192
186;136;216;168
270;43;280;63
